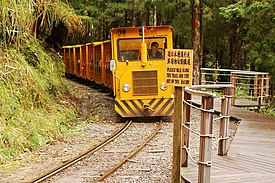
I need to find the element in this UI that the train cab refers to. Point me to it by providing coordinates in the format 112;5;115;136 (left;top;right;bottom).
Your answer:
110;26;174;117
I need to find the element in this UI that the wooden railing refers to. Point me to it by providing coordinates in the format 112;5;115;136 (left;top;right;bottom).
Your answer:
201;68;270;106
173;85;232;183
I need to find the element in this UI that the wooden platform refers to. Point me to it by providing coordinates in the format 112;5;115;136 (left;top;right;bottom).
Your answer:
182;97;275;183
233;98;268;108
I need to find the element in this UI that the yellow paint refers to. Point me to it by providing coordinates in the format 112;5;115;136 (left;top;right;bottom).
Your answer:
111;26;174;104
62;26;177;117
165;49;193;87
141;42;148;66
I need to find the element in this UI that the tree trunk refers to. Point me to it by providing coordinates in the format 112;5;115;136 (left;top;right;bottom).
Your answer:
174;34;178;49
229;20;242;69
192;0;201;85
134;0;142;26
146;5;150;26
157;11;162;25
200;0;204;69
154;2;157;26
228;0;243;70
124;11;128;27
102;19;105;41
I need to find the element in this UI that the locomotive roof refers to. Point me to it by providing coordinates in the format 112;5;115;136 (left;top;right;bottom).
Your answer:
111;26;173;31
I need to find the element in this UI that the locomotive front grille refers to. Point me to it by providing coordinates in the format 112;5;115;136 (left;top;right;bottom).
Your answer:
132;70;158;96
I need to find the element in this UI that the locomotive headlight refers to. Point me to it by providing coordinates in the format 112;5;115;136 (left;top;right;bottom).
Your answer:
160;82;167;91
122;83;130;92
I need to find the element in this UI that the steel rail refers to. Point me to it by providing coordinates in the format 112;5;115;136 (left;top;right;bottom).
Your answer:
28;121;132;183
93;119;163;182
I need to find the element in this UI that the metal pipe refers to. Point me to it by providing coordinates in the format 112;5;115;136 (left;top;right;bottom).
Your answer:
201;68;268;75
232;71;269;75
184;84;232;98
201;68;241;72
142;26;145;43
184;87;216;98
191;84;233;90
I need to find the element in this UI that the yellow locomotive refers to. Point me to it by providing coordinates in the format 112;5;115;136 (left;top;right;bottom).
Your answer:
62;26;174;117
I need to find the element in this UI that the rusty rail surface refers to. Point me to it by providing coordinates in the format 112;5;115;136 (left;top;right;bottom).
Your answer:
28;121;132;183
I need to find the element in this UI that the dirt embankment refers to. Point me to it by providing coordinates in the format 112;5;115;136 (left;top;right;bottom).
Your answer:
0;79;121;182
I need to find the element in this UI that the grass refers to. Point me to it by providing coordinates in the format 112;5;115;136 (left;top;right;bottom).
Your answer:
0;39;79;163
259;103;275;117
0;1;87;164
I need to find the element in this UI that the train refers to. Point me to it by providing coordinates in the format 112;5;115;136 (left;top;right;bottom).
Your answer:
61;26;175;117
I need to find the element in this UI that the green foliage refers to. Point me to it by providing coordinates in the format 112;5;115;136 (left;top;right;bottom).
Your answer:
219;1;246;21
0;1;79;162
202;1;231;68
0;39;77;161
260;104;275;117
220;0;275;88
236;86;249;98
66;0;193;47
0;0;83;47
66;0;134;42
157;0;192;48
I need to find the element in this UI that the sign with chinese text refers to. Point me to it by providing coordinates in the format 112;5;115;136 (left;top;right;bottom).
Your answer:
165;49;193;87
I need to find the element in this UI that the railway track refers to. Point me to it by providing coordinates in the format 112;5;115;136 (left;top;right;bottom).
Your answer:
28;120;163;182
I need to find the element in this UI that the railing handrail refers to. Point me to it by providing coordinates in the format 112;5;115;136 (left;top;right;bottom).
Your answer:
200;67;270;104
184;87;216;98
191;84;233;89
231;71;269;75
185;84;233;98
201;68;241;72
201;67;269;75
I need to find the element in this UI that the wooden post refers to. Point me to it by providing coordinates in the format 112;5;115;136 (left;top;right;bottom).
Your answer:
230;73;236;105
86;45;90;79
254;74;258;100
182;91;191;167
101;43;106;84
260;74;264;104
63;49;67;73
218;87;231;156
172;86;183;183
198;96;213;183
69;48;73;74
265;74;270;103
73;47;77;76
79;46;83;78
92;46;96;81
82;46;86;78
201;72;206;85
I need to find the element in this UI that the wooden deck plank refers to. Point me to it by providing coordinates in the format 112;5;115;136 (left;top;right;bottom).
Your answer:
213;156;275;173
182;96;275;182
211;173;275;183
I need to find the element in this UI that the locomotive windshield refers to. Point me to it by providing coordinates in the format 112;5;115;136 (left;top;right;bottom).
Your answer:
118;37;167;61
